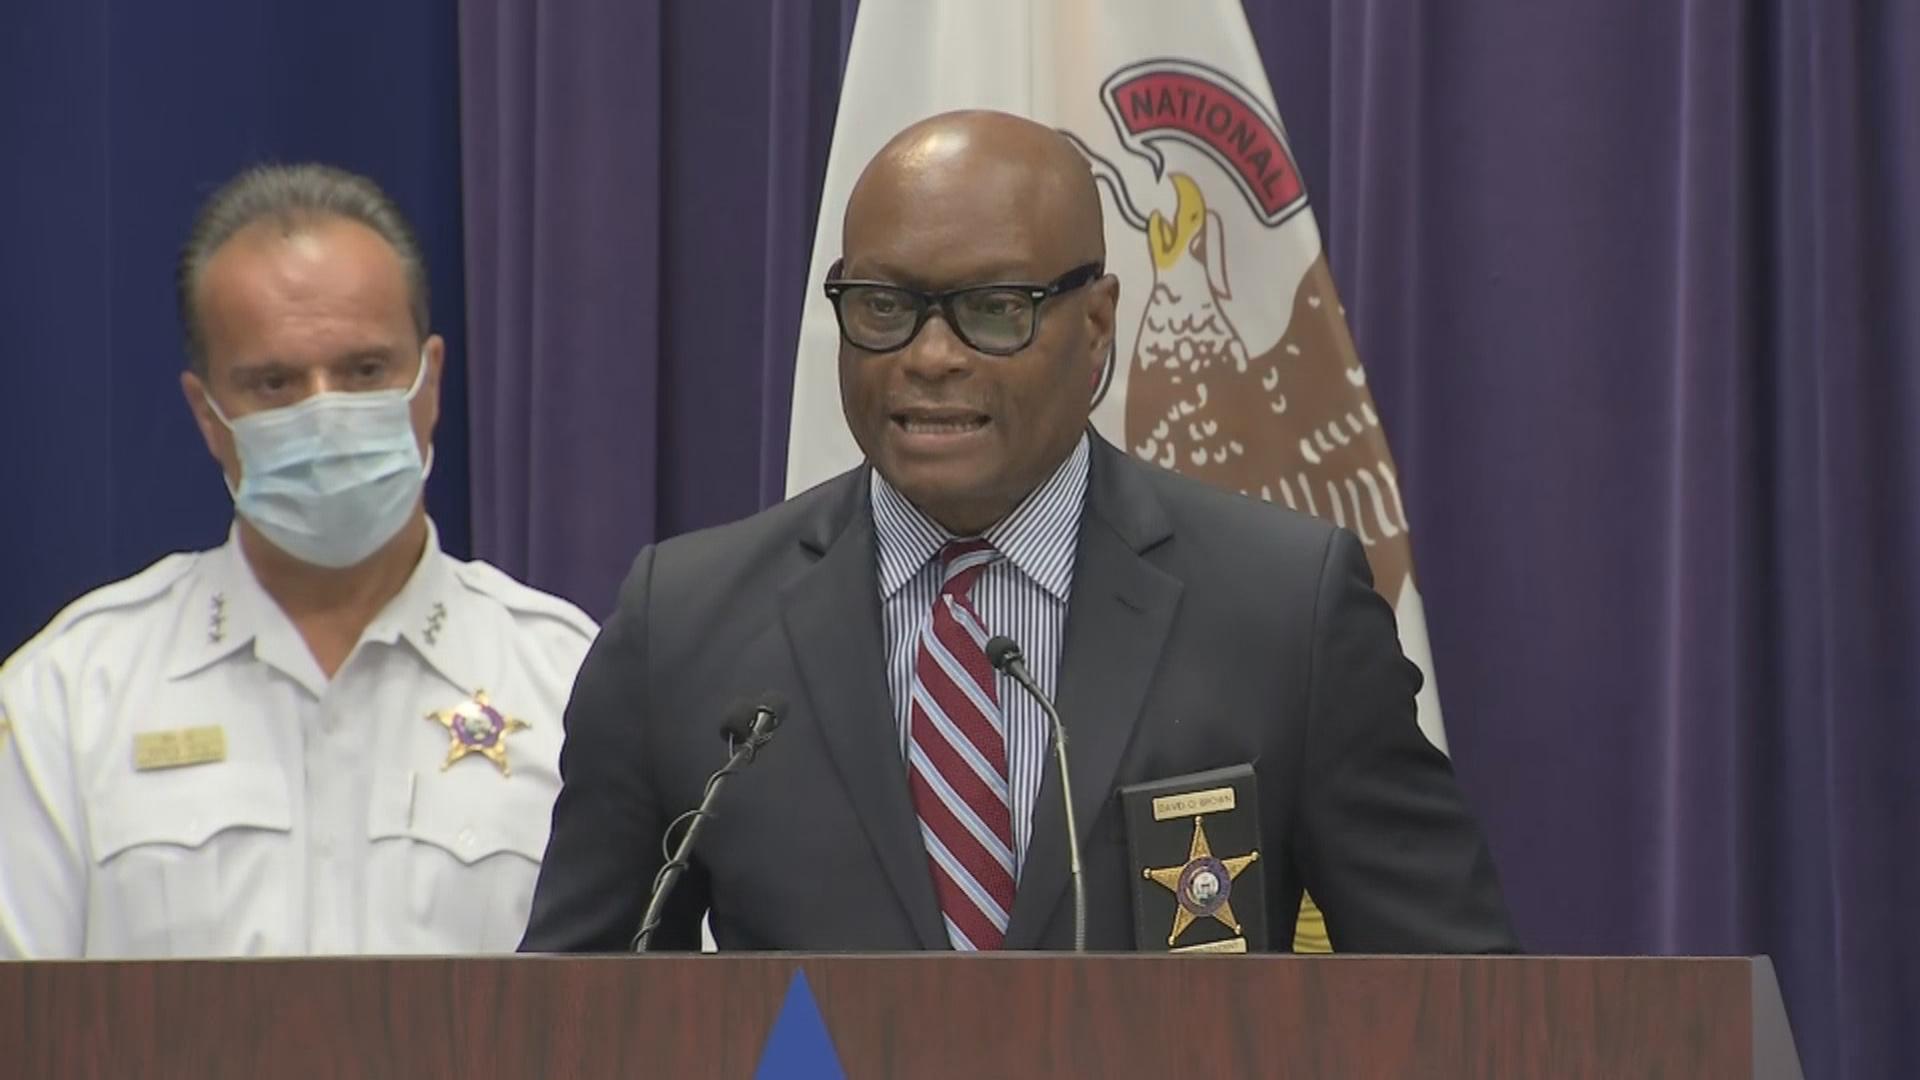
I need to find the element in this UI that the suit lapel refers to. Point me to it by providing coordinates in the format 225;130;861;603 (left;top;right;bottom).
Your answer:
1005;438;1182;948
778;471;948;950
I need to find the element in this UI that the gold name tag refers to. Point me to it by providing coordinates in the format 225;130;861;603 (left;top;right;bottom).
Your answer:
1151;786;1237;821
1171;936;1250;955
133;726;227;771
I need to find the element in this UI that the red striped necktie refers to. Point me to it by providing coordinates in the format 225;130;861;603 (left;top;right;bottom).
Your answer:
906;539;1015;951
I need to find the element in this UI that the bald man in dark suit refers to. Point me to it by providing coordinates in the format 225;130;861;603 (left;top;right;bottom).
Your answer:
522;110;1516;955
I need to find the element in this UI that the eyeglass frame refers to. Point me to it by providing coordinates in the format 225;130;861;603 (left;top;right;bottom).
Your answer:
821;259;1106;356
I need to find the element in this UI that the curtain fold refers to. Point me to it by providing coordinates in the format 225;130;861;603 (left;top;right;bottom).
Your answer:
460;0;856;611
459;0;665;606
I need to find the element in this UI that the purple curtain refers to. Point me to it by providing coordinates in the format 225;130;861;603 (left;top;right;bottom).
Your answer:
459;0;854;614
1290;5;1919;1078
459;3;1920;1075
459;0;662;612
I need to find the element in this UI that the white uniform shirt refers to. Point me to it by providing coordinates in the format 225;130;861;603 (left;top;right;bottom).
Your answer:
0;524;596;958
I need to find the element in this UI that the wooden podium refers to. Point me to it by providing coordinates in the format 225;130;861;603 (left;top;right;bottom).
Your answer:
0;955;1801;1078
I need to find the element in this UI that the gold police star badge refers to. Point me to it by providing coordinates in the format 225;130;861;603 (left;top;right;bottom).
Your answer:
1142;815;1261;947
428;690;529;776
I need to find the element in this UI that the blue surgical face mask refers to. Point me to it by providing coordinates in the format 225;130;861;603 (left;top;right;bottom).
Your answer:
205;351;432;569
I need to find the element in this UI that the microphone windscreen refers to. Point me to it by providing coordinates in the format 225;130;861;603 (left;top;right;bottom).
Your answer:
985;636;1022;672
718;699;761;744
754;693;790;729
719;695;789;744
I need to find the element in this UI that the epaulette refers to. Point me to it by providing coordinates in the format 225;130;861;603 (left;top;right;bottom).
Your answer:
449;558;599;641
0;553;200;681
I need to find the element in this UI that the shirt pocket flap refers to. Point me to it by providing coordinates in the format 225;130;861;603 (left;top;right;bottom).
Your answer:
89;763;293;862
369;769;553;866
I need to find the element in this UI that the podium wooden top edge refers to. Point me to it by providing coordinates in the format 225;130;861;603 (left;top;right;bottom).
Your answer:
0;951;1781;966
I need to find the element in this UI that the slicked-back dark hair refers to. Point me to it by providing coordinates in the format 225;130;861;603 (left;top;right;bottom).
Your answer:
176;163;429;374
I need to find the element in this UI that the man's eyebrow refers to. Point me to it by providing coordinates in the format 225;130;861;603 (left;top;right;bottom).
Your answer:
850;262;1036;290
842;261;926;287
228;357;300;379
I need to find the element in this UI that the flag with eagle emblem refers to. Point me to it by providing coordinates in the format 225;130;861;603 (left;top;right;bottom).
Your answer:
786;0;1444;953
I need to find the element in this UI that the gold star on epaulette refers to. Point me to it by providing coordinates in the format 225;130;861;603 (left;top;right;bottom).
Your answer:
1143;815;1260;947
428;690;529;776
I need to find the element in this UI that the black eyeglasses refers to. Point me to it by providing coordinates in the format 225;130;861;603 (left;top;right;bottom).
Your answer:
822;261;1104;355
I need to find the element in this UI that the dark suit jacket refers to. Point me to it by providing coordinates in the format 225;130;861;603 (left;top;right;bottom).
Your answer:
521;435;1517;953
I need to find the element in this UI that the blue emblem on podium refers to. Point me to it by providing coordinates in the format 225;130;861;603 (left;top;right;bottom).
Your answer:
753;969;846;1080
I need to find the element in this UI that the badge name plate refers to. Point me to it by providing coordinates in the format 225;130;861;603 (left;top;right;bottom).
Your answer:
1151;786;1236;820
133;726;228;771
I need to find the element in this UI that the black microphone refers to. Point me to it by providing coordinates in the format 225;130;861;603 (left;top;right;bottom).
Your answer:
986;636;1087;953
719;695;785;757
631;695;786;952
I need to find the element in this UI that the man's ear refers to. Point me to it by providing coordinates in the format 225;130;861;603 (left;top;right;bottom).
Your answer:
1087;273;1120;386
417;334;445;445
181;369;238;486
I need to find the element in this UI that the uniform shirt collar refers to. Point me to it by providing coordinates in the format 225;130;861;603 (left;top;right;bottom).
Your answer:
362;521;483;695
165;520;479;695
870;433;1090;602
165;533;258;681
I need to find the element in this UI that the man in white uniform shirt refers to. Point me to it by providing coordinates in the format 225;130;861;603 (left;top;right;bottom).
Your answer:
0;164;596;957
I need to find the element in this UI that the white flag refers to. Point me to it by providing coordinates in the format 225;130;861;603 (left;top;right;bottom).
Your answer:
789;0;1448;757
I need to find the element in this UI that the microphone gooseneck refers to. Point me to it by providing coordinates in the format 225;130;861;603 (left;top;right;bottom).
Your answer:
986;635;1087;953
631;696;783;952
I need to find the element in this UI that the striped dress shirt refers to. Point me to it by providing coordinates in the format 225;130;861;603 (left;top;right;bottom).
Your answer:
872;434;1090;875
